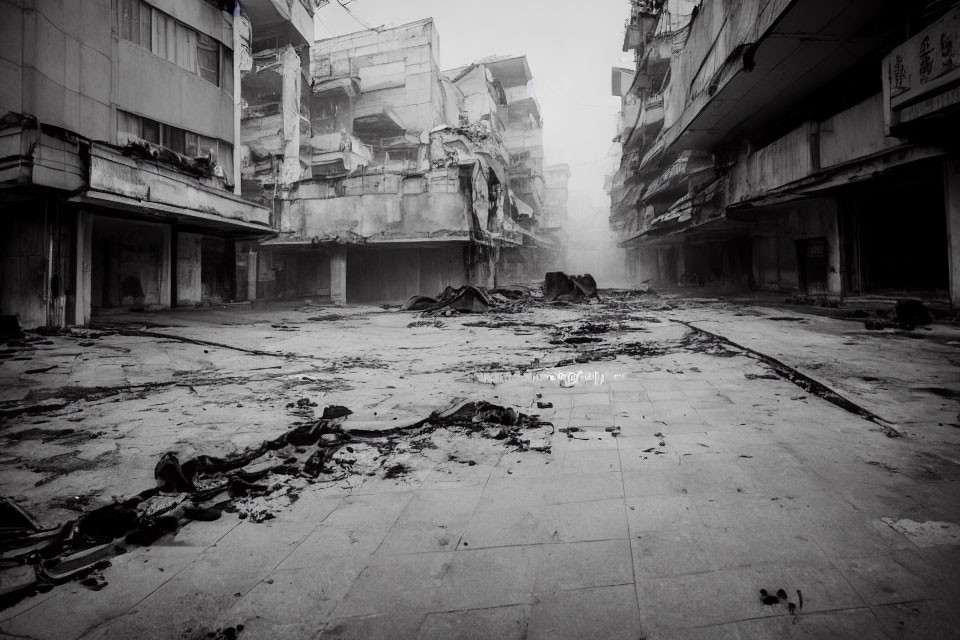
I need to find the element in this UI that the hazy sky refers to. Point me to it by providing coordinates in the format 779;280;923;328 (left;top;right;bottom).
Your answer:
314;0;630;214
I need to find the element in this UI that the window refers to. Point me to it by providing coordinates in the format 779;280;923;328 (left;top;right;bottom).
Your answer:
162;126;186;155
198;34;219;85
141;118;160;144
116;0;231;88
115;0;151;47
117;111;235;184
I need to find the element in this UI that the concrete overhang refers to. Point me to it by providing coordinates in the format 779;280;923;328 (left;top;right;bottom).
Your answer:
69;190;273;237
507;97;542;124
353;107;407;140
0;126;85;192
669;0;895;153
612;67;637;97
79;144;271;236
262;233;478;249
312;76;361;98
242;0;314;48
483;56;533;89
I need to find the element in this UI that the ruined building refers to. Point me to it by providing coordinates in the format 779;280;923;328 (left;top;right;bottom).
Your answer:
609;0;960;308
246;22;558;303
0;0;318;329
543;162;570;261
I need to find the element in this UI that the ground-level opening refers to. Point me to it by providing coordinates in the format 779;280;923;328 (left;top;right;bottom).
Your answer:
92;216;169;312
840;160;949;298
346;245;469;304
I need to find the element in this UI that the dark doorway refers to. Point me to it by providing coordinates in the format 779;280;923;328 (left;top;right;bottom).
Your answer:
201;237;235;302
797;237;828;296
851;163;948;296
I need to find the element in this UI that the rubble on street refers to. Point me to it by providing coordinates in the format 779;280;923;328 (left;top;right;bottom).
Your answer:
2;288;960;638
3;0;960;637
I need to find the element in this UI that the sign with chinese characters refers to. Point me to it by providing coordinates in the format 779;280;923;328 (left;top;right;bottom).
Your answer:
882;6;960;128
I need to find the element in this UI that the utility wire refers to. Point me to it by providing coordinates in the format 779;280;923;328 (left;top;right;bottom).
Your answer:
336;0;382;32
533;83;620;110
566;152;621;169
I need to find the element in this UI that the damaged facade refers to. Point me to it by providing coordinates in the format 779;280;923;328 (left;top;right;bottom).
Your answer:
609;0;960;308
0;0;324;328
0;3;564;326
249;24;559;304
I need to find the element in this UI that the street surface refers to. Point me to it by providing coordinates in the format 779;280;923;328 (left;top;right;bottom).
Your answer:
1;292;959;640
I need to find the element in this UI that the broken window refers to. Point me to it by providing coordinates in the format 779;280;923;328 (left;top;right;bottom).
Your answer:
142;118;160;144
117;111;234;182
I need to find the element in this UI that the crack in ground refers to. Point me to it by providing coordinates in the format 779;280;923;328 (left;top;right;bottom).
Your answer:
676;321;901;437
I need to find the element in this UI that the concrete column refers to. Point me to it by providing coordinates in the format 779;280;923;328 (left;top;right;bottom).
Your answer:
74;211;92;326
232;7;242;195
279;45;301;187
641;248;659;286
330;245;347;305
159;224;172;308
176;232;203;305
657;248;668;287
946;161;960;308
247;249;257;302
827;206;843;299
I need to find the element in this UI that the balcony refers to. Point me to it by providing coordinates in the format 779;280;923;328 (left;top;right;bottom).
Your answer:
639;93;664;132
241;0;315;47
666;0;896;153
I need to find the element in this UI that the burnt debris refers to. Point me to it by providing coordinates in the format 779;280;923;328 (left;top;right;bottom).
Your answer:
543;272;598;303
0;401;551;609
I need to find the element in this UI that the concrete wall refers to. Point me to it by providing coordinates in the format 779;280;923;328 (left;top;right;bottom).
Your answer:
0;0;234;145
88;145;270;227
727;123;814;205
0;0;114;142
177;231;202;304
819;94;903;169
0;208;48;329
750;198;840;296
346;245;467;303
116;40;234;143
663;0;792;136
311;19;442;135
287;168;471;240
91;216;169;309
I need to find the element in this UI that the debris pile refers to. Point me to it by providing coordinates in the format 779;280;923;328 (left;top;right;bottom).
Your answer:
0;401;551;608
402;285;531;315
543;272;598;303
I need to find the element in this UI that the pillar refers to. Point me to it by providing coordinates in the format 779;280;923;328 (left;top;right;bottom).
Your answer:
330;245;347;305
73;211;92;325
159;224;172;308
827;204;843;299
232;8;243;195
279;45;302;186
247;249;257;302
946;161;960;308
657;247;669;287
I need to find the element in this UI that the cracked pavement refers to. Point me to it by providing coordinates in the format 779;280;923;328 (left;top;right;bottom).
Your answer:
2;294;960;639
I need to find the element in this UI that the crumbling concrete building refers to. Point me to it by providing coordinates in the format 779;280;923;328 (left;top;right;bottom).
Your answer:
0;0;320;329
609;0;960;308
252;20;558;304
442;54;558;282
542;163;570;265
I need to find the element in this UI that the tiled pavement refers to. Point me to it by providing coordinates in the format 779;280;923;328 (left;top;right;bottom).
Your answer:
2;305;960;640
